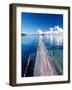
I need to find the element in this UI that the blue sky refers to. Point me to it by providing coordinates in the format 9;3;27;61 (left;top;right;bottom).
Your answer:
21;12;63;34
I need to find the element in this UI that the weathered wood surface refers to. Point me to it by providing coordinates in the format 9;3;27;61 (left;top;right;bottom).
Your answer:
34;35;59;76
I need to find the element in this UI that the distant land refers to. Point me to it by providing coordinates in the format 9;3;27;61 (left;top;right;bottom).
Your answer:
21;26;63;36
21;33;27;35
21;33;45;36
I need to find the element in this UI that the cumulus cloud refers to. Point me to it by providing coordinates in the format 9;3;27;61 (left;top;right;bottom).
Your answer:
37;26;63;35
45;26;63;34
55;25;63;32
37;29;43;34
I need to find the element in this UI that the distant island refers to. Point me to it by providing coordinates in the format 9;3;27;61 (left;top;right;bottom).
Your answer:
21;26;63;36
21;33;45;36
21;33;27;36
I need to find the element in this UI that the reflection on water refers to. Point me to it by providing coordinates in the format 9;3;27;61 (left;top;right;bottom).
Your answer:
45;34;63;46
21;34;63;77
43;34;63;74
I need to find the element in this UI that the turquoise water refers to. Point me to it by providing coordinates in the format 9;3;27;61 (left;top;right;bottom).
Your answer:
21;34;63;77
21;35;38;77
43;34;63;74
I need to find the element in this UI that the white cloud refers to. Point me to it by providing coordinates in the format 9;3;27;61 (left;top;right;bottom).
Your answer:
55;25;60;30
37;26;63;35
55;25;63;33
37;29;43;34
45;26;63;34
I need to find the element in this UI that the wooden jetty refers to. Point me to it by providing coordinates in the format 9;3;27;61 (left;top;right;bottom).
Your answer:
34;35;59;76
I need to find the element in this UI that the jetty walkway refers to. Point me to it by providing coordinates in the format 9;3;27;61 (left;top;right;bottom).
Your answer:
34;35;59;76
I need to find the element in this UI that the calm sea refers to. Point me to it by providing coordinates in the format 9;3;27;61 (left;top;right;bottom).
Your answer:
21;34;63;77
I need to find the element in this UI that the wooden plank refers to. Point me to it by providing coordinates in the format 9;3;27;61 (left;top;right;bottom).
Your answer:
34;35;59;76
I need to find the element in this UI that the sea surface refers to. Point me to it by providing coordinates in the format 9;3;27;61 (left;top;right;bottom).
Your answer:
21;34;63;77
